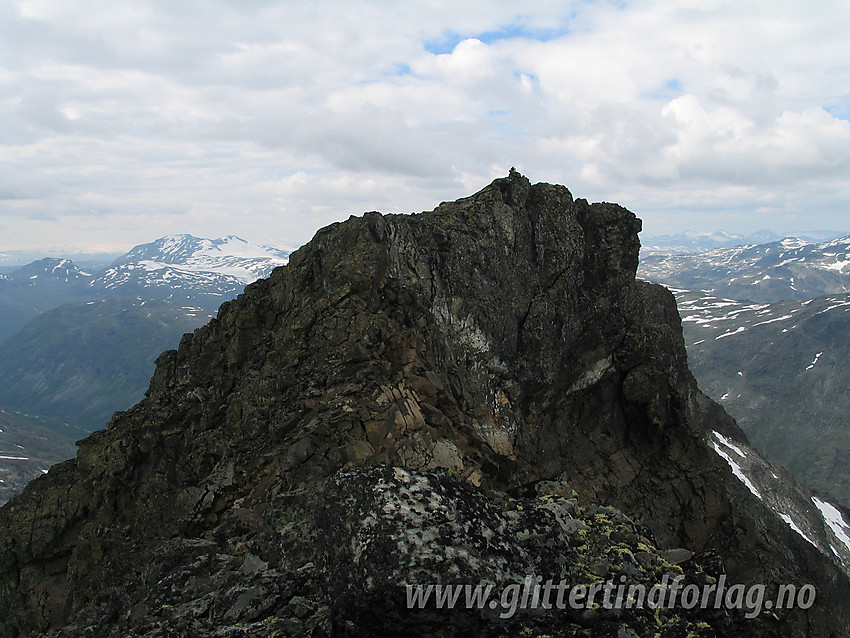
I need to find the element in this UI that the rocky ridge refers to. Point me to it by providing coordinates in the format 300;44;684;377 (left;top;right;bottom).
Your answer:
0;171;848;636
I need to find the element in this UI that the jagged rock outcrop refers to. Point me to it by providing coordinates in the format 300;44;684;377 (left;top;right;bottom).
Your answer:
1;171;848;637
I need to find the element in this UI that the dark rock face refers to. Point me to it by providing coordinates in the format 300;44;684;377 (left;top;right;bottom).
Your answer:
0;171;848;636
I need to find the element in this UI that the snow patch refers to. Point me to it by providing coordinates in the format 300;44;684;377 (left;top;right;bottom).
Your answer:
711;432;761;499
753;314;794;327
779;513;818;547
805;352;823;371
715;326;747;340
713;431;746;457
813;497;850;553
822;259;850;273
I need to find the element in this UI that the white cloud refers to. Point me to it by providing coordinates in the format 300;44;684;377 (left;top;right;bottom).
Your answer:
1;0;849;254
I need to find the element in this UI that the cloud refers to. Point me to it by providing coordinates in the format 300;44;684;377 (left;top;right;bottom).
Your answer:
657;97;850;183
1;0;849;253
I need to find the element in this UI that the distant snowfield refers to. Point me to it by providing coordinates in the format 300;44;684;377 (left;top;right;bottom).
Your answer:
639;234;850;303
670;289;850;346
90;234;290;293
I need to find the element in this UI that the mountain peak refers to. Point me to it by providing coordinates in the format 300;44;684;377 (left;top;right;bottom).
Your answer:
90;233;290;305
779;236;809;249
7;257;92;283
1;176;847;636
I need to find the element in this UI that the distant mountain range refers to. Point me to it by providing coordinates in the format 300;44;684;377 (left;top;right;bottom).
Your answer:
0;258;95;343
640;229;845;254
639;234;850;507
0;234;291;498
640;235;850;303
0;234;290;343
0;249;123;271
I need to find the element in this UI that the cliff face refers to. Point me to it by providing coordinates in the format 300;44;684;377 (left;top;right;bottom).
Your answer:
1;171;848;637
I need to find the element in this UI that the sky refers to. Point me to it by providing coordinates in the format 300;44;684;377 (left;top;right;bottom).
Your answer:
1;0;849;256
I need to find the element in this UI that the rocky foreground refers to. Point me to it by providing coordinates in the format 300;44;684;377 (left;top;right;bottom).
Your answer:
1;171;848;636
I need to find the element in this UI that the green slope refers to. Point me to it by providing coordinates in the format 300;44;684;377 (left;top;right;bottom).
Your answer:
0;297;210;431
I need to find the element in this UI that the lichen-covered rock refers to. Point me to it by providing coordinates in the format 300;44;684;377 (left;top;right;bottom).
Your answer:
15;466;767;637
0;171;847;636
317;465;757;637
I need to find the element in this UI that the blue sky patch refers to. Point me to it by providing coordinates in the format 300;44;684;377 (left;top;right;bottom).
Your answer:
425;24;568;55
825;104;850;121
383;63;413;77
642;78;683;100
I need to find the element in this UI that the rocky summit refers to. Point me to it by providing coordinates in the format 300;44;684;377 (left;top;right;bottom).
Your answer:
1;171;848;637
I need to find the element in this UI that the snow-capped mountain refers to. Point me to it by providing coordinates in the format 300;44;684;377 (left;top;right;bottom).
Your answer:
116;234;289;275
0;235;292;344
640;235;850;303
89;234;290;308
6;258;93;285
